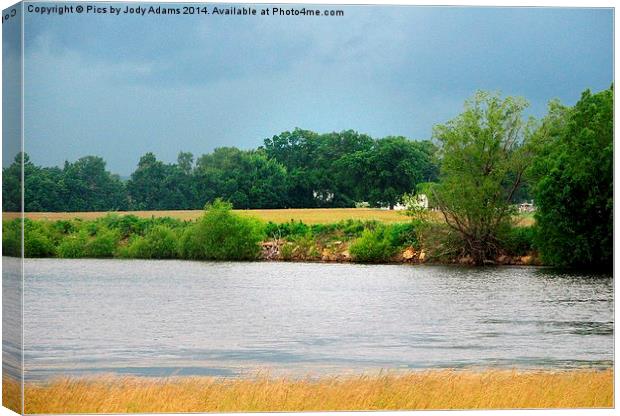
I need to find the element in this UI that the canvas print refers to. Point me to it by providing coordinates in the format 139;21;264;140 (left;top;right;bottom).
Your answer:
1;2;614;413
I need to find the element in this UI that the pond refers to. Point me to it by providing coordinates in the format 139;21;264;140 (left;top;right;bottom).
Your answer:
7;258;614;380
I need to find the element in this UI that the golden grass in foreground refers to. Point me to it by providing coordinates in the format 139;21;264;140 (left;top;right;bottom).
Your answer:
7;370;612;413
3;208;412;224
2;375;21;414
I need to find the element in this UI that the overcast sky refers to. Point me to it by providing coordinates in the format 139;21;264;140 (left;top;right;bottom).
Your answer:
10;4;614;175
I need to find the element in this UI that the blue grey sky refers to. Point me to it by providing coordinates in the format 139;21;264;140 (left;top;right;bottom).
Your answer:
15;4;615;175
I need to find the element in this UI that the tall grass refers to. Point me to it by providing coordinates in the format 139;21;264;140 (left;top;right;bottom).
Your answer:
7;369;612;414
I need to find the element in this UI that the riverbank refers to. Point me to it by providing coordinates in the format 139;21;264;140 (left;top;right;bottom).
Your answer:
3;204;538;264
4;369;612;413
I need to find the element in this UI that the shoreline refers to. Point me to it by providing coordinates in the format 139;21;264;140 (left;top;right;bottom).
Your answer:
5;254;542;267
3;208;542;266
4;369;613;413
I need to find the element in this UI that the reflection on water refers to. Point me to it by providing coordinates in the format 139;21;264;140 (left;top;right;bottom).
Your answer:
14;258;613;380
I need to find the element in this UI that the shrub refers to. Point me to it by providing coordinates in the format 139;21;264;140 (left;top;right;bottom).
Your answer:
49;220;77;238
386;222;419;248
349;227;397;263
98;214;145;238
24;227;55;257
287;234;320;261
124;225;178;259
2;220;22;257
500;226;536;257
179;199;264;261
265;220;309;239
340;220;376;238
416;222;465;262
84;229;120;258
57;232;88;258
279;242;295;261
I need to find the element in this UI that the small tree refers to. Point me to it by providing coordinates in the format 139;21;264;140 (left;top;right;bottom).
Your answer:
432;91;535;265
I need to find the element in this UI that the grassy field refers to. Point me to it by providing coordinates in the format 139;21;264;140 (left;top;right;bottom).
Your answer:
2;208;535;226
4;369;612;413
3;208;412;224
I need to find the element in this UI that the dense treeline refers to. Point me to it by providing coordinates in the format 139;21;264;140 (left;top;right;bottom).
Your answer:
2;130;438;212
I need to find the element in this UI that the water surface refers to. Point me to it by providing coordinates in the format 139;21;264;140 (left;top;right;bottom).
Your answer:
16;258;613;380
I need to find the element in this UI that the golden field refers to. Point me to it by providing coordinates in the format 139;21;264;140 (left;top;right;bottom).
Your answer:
3;208;412;224
4;369;612;413
2;208;535;226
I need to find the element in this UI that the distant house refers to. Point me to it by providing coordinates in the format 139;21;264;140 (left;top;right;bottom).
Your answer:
380;194;429;211
518;201;536;213
313;190;334;203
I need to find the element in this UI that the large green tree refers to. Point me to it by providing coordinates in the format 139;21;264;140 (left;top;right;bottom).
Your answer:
61;156;126;211
341;137;437;208
432;91;535;265
530;87;613;270
195;147;288;209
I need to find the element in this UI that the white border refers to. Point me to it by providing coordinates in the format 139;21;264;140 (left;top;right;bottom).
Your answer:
0;1;615;416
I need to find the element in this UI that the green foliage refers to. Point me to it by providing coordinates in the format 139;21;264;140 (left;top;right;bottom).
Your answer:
341;136;438;208
2;220;22;257
416;222;465;262
499;226;536;257
5;128;440;212
286;234;321;261
432;91;535;265
386;222;419;248
279;242;295;261
24;227;55;258
57;232;88;258
264;220;310;239
349;227;397;263
530;87;613;270
83;229;120;258
179;199;264;261
56;227;120;258
194;147;288;209
122;226;179;259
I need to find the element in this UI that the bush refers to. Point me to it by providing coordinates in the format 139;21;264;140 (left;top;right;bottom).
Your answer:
57;228;119;258
179;199;264;261
287;234;320;261
500;226;536;257
386;222;419;248
24;227;55;257
2;220;22;257
84;229;120;258
123;225;178;259
57;232;88;258
416;222;465;262
349;227;397;263
265;220;309;239
98;214;145;238
279;242;295;261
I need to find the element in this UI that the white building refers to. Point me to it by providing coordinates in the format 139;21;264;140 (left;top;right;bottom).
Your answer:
518;201;535;213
